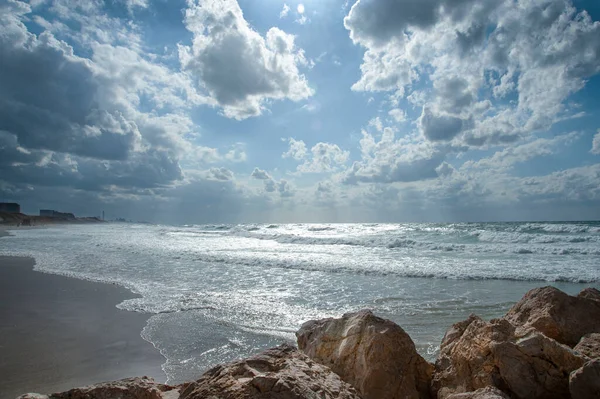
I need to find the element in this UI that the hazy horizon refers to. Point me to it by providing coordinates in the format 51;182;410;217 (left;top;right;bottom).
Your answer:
2;0;600;224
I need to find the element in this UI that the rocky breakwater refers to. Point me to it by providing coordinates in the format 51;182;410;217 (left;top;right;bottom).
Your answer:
17;286;600;399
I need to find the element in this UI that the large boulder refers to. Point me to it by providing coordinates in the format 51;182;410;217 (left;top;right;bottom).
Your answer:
179;344;361;399
432;315;585;399
445;387;509;399
574;333;600;359
296;310;433;399
569;359;600;399
17;377;179;399
503;286;600;347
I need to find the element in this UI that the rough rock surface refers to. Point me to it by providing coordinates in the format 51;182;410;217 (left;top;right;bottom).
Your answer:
578;287;600;301
17;377;179;399
432;315;585;399
179;344;361;399
574;333;600;359
503;286;600;347
445;386;509;399
296;309;432;399
569;359;600;399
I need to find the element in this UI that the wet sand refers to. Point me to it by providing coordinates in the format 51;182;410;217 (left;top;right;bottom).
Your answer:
0;254;165;399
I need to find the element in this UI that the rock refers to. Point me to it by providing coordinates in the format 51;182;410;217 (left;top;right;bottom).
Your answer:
445;386;509;399
179;344;361;399
439;314;480;351
503;286;600;347
296;309;433;399
17;377;179;399
574;333;600;359
569;359;600;399
432;315;585;399
578;287;600;301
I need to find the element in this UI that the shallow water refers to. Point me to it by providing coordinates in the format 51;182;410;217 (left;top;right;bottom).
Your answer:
1;222;598;383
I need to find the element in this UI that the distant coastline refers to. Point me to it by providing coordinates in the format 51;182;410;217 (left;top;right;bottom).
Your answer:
0;212;104;226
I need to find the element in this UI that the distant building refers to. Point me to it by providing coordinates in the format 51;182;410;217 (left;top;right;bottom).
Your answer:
39;209;75;219
0;203;21;214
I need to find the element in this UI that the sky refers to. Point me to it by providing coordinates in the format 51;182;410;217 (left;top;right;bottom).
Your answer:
1;0;600;224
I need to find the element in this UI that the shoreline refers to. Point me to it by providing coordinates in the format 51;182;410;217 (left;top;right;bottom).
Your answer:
0;253;165;399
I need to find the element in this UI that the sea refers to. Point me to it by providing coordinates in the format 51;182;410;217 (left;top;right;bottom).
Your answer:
1;222;599;383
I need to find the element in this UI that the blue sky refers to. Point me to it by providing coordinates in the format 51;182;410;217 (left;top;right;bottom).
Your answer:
1;0;600;223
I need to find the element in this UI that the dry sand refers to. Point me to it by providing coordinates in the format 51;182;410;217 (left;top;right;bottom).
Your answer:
0;252;165;399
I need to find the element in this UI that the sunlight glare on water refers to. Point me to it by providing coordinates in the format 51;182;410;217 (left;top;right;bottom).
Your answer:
1;222;598;383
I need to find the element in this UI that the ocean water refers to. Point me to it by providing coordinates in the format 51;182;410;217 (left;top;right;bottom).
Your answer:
1;222;599;383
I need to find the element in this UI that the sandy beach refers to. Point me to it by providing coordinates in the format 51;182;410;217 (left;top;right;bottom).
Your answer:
0;250;165;398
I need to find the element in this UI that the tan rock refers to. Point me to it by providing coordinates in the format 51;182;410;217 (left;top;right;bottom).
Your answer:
17;377;179;399
179;344;361;399
296;309;433;399
445;387;509;399
503;286;600;347
569;359;600;399
578;287;600;301
574;333;600;359
432;316;585;399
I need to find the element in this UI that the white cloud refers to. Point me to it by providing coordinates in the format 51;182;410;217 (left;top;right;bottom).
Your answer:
206;167;234;181
179;0;313;120
342;121;446;184
297;4;305;14
388;108;406;123
224;143;247;163
283;138;349;174
295;15;309;25
344;0;600;146
466;132;580;170
251;167;271;180
280;3;290;18
592;130;600;155
435;162;455;178
297;143;350;173
120;0;148;13
282;138;308;160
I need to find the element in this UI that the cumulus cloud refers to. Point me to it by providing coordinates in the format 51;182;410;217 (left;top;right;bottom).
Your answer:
251;167;271;180
206;167;234;181
179;0;313;119
344;0;600;146
224;143;247;163
342;123;446;184
0;0;218;201
0;3;140;160
436;162;455;178
283;138;349;174
388;108;406;123
297;143;350;173
282;138;308;160
278;179;294;197
419;108;468;142
264;179;277;193
250;167;293;197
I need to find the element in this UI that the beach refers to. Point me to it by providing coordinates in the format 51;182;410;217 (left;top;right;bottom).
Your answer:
0;222;598;389
0;251;165;399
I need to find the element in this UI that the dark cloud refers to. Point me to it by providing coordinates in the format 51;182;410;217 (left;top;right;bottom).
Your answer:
278;179;293;197
344;0;479;47
419;108;467;142
343;152;445;184
251;167;271;180
207;167;234;181
0;9;140;160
